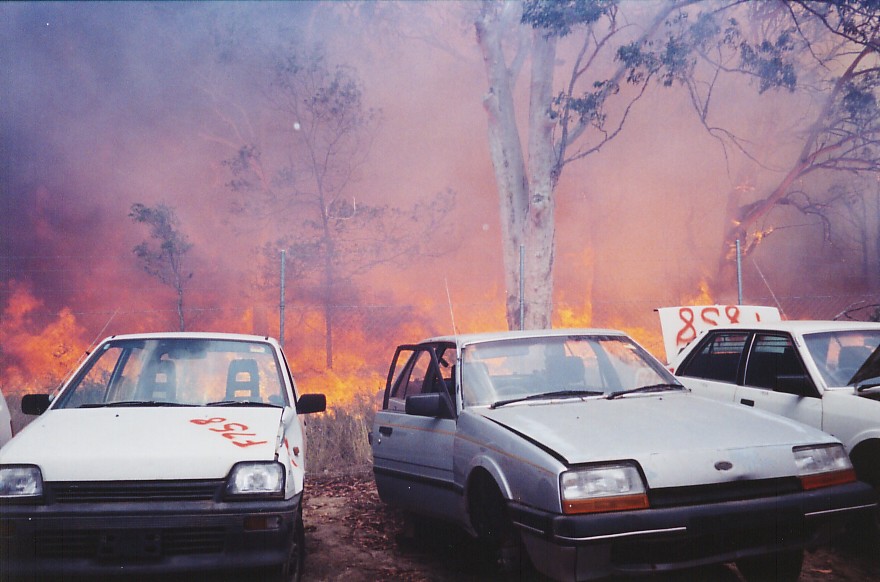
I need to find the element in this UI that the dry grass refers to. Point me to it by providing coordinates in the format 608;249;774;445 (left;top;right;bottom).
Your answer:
303;391;378;475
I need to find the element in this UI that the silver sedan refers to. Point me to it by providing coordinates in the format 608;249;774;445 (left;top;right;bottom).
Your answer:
371;329;875;582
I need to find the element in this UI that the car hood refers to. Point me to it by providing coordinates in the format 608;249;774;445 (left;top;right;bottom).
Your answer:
479;393;835;488
0;407;281;481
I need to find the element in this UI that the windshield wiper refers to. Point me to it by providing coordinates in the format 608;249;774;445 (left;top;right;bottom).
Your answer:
605;383;685;400
80;401;193;408
491;390;603;409
206;400;280;407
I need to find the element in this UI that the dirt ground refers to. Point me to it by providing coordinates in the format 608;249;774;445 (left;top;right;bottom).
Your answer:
301;472;880;582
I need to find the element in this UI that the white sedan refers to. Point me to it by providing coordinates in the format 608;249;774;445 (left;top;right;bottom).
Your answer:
670;320;880;520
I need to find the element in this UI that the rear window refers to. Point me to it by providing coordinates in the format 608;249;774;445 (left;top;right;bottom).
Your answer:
678;332;749;383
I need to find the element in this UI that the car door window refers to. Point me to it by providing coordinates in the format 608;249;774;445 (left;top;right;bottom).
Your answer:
744;334;813;395
387;349;427;410
678;332;748;383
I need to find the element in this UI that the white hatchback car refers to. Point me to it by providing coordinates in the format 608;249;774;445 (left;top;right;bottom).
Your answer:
670;321;880;514
0;332;325;581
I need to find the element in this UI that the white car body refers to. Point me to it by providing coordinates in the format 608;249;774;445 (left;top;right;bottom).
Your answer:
670;320;880;497
0;332;325;580
0;389;12;448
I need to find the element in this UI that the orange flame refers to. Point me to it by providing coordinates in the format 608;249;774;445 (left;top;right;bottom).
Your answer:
0;281;89;395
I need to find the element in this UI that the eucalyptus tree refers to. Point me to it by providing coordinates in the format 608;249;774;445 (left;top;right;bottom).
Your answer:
474;0;698;329
474;0;880;324
661;1;880;293
222;47;455;368
129;203;193;331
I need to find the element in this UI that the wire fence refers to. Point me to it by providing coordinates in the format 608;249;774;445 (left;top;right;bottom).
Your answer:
5;250;880;406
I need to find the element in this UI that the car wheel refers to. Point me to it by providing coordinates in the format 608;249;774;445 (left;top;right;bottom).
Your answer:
848;441;880;537
735;549;803;582
272;510;305;582
468;472;529;576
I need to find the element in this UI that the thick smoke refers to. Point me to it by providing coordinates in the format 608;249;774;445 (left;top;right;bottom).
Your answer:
1;2;875;399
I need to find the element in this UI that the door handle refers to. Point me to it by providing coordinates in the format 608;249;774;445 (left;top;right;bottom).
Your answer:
740;399;755;407
379;426;393;436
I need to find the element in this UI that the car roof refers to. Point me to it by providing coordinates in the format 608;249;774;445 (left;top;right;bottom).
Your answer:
419;328;628;348
700;320;880;335
102;331;280;344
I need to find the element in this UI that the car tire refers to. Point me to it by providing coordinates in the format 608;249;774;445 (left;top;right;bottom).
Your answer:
735;549;803;582
848;441;880;536
468;472;530;577
270;509;305;582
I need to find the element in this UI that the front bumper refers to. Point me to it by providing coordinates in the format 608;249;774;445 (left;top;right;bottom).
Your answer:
0;493;302;577
509;480;875;581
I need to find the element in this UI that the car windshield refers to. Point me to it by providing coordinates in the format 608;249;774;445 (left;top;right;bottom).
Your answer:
54;338;288;409
803;330;880;387
460;334;678;407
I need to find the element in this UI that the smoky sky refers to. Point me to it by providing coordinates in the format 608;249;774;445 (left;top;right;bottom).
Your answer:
0;0;873;349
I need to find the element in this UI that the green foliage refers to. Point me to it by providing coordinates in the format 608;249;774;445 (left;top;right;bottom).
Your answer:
521;0;616;37
554;82;612;126
842;80;879;125
738;34;797;93
128;203;193;285
617;36;694;88
271;48;376;131
129;202;193;330
222;145;261;199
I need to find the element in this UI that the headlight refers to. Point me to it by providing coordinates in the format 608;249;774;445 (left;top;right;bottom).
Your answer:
560;462;649;515
0;465;44;499
225;461;285;498
793;444;856;490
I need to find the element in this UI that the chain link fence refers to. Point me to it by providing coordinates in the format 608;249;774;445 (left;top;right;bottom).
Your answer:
5;249;880;406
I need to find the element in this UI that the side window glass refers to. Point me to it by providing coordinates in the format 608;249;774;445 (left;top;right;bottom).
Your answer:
405;351;431;397
745;335;809;393
436;346;454;397
387;349;430;410
678;333;748;383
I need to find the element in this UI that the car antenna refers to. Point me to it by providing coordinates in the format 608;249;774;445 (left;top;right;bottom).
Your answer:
85;308;119;356
445;277;458;338
751;258;785;317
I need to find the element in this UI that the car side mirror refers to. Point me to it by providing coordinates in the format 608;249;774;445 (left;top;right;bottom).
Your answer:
296;393;326;414
405;393;453;418
22;394;51;415
776;374;811;396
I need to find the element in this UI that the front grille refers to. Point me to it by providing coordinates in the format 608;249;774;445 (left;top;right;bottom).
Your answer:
648;477;802;508
49;480;222;503
33;529;99;559
163;527;227;555
33;526;226;559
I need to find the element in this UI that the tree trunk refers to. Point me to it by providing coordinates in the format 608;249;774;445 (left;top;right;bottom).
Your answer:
177;287;186;331
174;270;186;332
522;28;558;329
476;2;558;330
